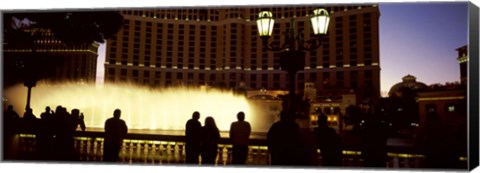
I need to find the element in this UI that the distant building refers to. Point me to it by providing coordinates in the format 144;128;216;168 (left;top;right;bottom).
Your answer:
388;74;427;98
417;86;466;124
417;45;468;126
303;82;357;130
104;5;381;102
379;74;428;128
3;29;99;88
456;45;468;85
380;45;468;133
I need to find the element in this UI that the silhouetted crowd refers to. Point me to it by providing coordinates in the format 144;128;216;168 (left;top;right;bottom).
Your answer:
4;105;86;161
3;104;466;169
185;111;251;165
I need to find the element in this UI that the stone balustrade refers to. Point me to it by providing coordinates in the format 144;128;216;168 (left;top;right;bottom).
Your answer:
14;132;467;169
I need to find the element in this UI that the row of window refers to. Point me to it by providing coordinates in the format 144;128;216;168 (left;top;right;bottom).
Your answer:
110;48;375;65
425;103;462;114
106;67;374;82
105;77;373;91
120;12;372;37
122;5;376;21
106;58;378;69
112;25;375;57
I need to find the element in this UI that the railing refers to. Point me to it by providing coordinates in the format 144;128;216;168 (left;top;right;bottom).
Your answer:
13;131;467;169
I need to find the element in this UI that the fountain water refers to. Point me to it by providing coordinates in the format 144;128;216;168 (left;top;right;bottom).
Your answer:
3;81;274;132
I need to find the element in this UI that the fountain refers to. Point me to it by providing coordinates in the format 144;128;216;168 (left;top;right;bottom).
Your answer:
3;81;278;132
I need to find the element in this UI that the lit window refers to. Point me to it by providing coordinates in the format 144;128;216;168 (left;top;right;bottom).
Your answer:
448;105;455;112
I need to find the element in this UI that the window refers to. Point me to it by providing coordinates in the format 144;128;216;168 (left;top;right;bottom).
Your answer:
108;68;115;75
365;70;372;78
351;71;358;78
274;74;280;80
446;104;456;112
426;104;437;113
250;83;256;89
351;81;357;88
337;72;344;79
349;15;356;21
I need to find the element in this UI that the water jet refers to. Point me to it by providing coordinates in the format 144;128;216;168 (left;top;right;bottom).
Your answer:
4;81;279;132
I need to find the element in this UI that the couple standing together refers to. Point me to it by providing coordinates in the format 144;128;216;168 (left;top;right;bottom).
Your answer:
185;111;251;165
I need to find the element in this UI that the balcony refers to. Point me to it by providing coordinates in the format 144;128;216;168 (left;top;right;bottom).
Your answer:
7;130;467;170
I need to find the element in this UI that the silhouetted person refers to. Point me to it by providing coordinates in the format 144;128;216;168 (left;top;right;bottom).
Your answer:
104;109;128;162
21;108;38;134
416;111;457;169
313;114;342;166
229;111;251;165
40;106;53;119
37;106;55;160
58;108;86;160
266;111;299;166
201;116;220;164
4;105;20;123
52;105;67;160
185;111;202;164
296;127;320;166
4;105;20;135
71;109;86;132
4;105;20;160
53;107;81;160
360;112;389;167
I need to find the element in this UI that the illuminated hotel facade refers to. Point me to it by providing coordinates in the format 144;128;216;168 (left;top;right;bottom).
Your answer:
104;5;381;101
3;29;99;87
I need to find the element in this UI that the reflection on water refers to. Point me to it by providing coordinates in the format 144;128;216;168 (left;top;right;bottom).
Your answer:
3;81;273;132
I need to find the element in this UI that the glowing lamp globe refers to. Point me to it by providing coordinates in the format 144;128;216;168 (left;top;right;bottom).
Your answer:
310;8;330;35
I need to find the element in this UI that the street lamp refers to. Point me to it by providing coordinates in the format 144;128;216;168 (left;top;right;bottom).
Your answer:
23;30;39;110
256;8;330;115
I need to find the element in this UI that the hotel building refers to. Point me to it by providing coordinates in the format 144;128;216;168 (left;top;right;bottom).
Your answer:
104;5;381;101
3;29;99;87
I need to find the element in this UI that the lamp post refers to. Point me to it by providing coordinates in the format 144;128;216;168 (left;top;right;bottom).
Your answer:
256;8;330;116
23;29;39;110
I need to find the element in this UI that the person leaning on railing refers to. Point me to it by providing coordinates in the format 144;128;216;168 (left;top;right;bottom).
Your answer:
103;109;128;162
229;111;251;165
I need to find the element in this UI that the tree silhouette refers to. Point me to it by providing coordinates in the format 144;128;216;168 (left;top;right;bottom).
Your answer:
3;11;123;45
3;10;124;108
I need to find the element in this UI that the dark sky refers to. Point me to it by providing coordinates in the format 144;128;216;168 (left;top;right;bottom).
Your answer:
378;2;468;95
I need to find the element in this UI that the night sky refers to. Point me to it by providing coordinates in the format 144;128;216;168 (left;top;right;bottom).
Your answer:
87;2;469;96
378;2;468;96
